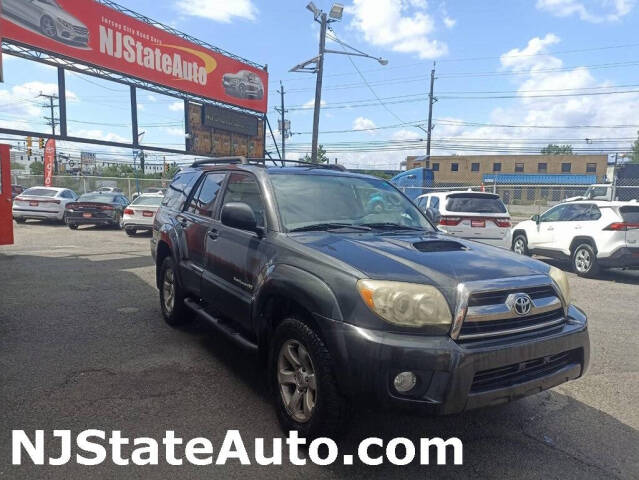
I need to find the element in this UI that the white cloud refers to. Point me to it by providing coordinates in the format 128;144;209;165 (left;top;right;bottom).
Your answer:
137;103;145;111
443;16;456;28
536;0;635;22
349;0;448;59
175;0;257;23
146;95;157;103
168;101;184;112
299;98;326;110
0;82;78;130
500;33;561;72
352;116;377;133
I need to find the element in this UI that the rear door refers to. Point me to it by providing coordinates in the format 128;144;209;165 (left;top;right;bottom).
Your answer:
0;145;13;246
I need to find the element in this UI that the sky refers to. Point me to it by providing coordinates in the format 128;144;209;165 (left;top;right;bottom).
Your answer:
1;0;639;169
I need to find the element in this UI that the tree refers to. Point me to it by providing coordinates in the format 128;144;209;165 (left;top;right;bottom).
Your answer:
630;130;639;163
10;161;26;171
30;161;44;175
300;144;329;164
541;144;573;155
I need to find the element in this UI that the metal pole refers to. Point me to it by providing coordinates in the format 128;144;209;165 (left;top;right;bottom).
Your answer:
426;63;436;164
57;67;67;137
280;81;286;161
311;13;327;163
612;153;618;200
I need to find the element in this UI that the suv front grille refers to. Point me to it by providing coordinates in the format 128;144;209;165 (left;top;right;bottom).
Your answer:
470;349;580;393
457;283;566;343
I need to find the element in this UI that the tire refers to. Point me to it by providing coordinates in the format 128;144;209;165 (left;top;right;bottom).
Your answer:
512;233;529;256
159;257;191;326
61;212;68;225
40;16;57;39
271;318;349;439
125;228;136;237
68;224;78;230
571;243;599;277
112;213;122;229
15;217;26;224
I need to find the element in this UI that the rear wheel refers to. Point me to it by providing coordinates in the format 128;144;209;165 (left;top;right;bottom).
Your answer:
512;233;529;256
159;257;191;326
15;217;26;224
271;318;349;438
125;228;136;237
571;243;599;277
68;224;78;230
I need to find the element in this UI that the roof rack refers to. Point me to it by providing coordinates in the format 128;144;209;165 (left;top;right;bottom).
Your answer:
191;157;347;171
191;156;248;167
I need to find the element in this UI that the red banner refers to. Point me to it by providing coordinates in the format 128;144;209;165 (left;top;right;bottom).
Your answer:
0;0;268;113
43;138;55;187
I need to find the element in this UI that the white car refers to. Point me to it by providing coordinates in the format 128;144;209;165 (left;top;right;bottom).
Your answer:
122;194;163;236
12;186;78;223
415;191;512;248
511;201;639;276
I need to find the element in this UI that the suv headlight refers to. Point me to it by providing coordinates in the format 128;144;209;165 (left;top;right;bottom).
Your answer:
549;266;571;305
357;280;452;328
57;18;72;28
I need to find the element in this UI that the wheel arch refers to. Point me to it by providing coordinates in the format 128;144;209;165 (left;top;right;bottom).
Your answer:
570;236;598;255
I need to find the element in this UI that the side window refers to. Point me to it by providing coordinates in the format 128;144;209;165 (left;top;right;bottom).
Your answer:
430;196;440;211
187;172;226;217
221;173;266;227
417;196;428;208
163;171;199;211
540;204;566;222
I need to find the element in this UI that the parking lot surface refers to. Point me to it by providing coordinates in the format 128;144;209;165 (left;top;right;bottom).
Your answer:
1;222;638;479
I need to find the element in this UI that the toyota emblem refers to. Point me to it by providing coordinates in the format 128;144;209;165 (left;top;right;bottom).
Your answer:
512;293;533;316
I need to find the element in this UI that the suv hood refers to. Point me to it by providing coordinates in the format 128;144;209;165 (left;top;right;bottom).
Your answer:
292;231;549;289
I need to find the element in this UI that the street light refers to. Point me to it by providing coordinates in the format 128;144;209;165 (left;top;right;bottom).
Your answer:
291;3;387;162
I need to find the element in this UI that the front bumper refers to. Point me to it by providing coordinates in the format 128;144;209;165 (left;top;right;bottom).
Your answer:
320;304;589;414
598;247;639;268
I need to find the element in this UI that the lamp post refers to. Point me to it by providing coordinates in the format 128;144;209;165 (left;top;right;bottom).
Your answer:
291;3;387;162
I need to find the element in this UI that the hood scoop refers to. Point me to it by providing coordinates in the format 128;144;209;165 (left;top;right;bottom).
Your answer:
413;240;469;253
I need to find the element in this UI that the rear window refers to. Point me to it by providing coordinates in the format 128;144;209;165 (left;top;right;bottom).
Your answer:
446;194;507;213
620;206;639;223
131;195;163;206
23;188;57;197
78;193;117;203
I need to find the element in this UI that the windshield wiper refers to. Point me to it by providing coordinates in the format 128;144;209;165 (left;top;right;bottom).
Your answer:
289;223;372;232
360;222;428;232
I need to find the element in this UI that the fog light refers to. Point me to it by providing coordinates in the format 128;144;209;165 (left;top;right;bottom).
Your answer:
393;371;417;393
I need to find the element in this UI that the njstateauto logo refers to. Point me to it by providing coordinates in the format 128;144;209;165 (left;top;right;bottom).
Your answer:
13;430;463;466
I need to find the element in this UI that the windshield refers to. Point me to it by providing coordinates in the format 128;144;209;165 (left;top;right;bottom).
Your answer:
23;188;57;197
446;194;507;213
131;195;163;206
270;173;434;232
78;193;117;203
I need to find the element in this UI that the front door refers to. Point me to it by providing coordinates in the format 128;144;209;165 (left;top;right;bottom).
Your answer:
530;204;568;250
203;172;268;333
0;144;14;246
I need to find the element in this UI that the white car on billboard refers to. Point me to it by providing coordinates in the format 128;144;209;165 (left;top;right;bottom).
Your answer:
2;0;89;47
222;70;264;100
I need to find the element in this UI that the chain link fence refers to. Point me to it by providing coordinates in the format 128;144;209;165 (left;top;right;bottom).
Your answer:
11;174;170;199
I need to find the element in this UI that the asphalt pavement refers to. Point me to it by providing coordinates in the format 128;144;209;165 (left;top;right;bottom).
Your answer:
1;221;637;479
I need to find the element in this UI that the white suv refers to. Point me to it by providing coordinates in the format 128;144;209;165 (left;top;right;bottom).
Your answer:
511;201;639;276
415;191;512;248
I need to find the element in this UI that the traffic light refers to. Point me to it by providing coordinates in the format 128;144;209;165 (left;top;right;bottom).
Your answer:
26;136;32;148
39;138;45;149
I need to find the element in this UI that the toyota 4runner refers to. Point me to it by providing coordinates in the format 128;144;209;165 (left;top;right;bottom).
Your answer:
151;158;589;437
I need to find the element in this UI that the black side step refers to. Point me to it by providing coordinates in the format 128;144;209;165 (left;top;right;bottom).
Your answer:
184;298;258;352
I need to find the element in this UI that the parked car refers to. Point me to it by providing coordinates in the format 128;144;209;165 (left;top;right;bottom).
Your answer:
12;186;78;223
2;0;89;47
151;159;589;437
65;192;129;230
11;184;25;200
511;201;639;276
144;187;166;195
415;191;512;248
122;194;164;236
222;70;264;100
96;186;123;193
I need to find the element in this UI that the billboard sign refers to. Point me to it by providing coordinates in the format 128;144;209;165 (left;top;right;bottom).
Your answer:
0;0;268;113
203;104;258;137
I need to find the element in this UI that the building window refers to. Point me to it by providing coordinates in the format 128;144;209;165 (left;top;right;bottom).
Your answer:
451;163;459;172
561;163;571;173
586;163;597;173
527;188;535;200
514;188;522;200
471;163;480;172
538;163;548;173
515;163;524;172
432;163;439;171
493;162;502;172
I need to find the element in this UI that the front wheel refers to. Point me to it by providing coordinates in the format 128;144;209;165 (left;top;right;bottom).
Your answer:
159;257;191;326
572;243;599;277
512;234;529;256
40;16;57;39
271;318;349;438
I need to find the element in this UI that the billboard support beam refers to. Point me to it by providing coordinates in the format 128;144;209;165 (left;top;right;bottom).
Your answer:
130;86;139;147
58;67;67;138
184;98;191;152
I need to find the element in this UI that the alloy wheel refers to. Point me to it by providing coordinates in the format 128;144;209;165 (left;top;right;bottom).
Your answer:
162;269;175;313
41;17;57;38
277;339;317;423
514;238;525;255
575;248;592;273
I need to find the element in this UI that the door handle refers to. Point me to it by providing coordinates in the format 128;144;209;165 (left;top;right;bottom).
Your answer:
574;226;582;230
208;229;219;240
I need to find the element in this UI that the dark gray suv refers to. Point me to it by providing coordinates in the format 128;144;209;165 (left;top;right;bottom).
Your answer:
151;158;589;437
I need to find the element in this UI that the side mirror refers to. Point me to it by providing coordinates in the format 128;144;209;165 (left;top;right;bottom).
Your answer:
532;214;540;223
221;202;263;236
427;208;441;225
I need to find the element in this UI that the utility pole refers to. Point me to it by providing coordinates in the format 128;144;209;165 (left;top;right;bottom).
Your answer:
39;93;59;136
276;81;288;161
311;12;328;163
426;62;436;167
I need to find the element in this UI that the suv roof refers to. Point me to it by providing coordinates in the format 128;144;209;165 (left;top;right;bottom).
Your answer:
562;200;638;207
